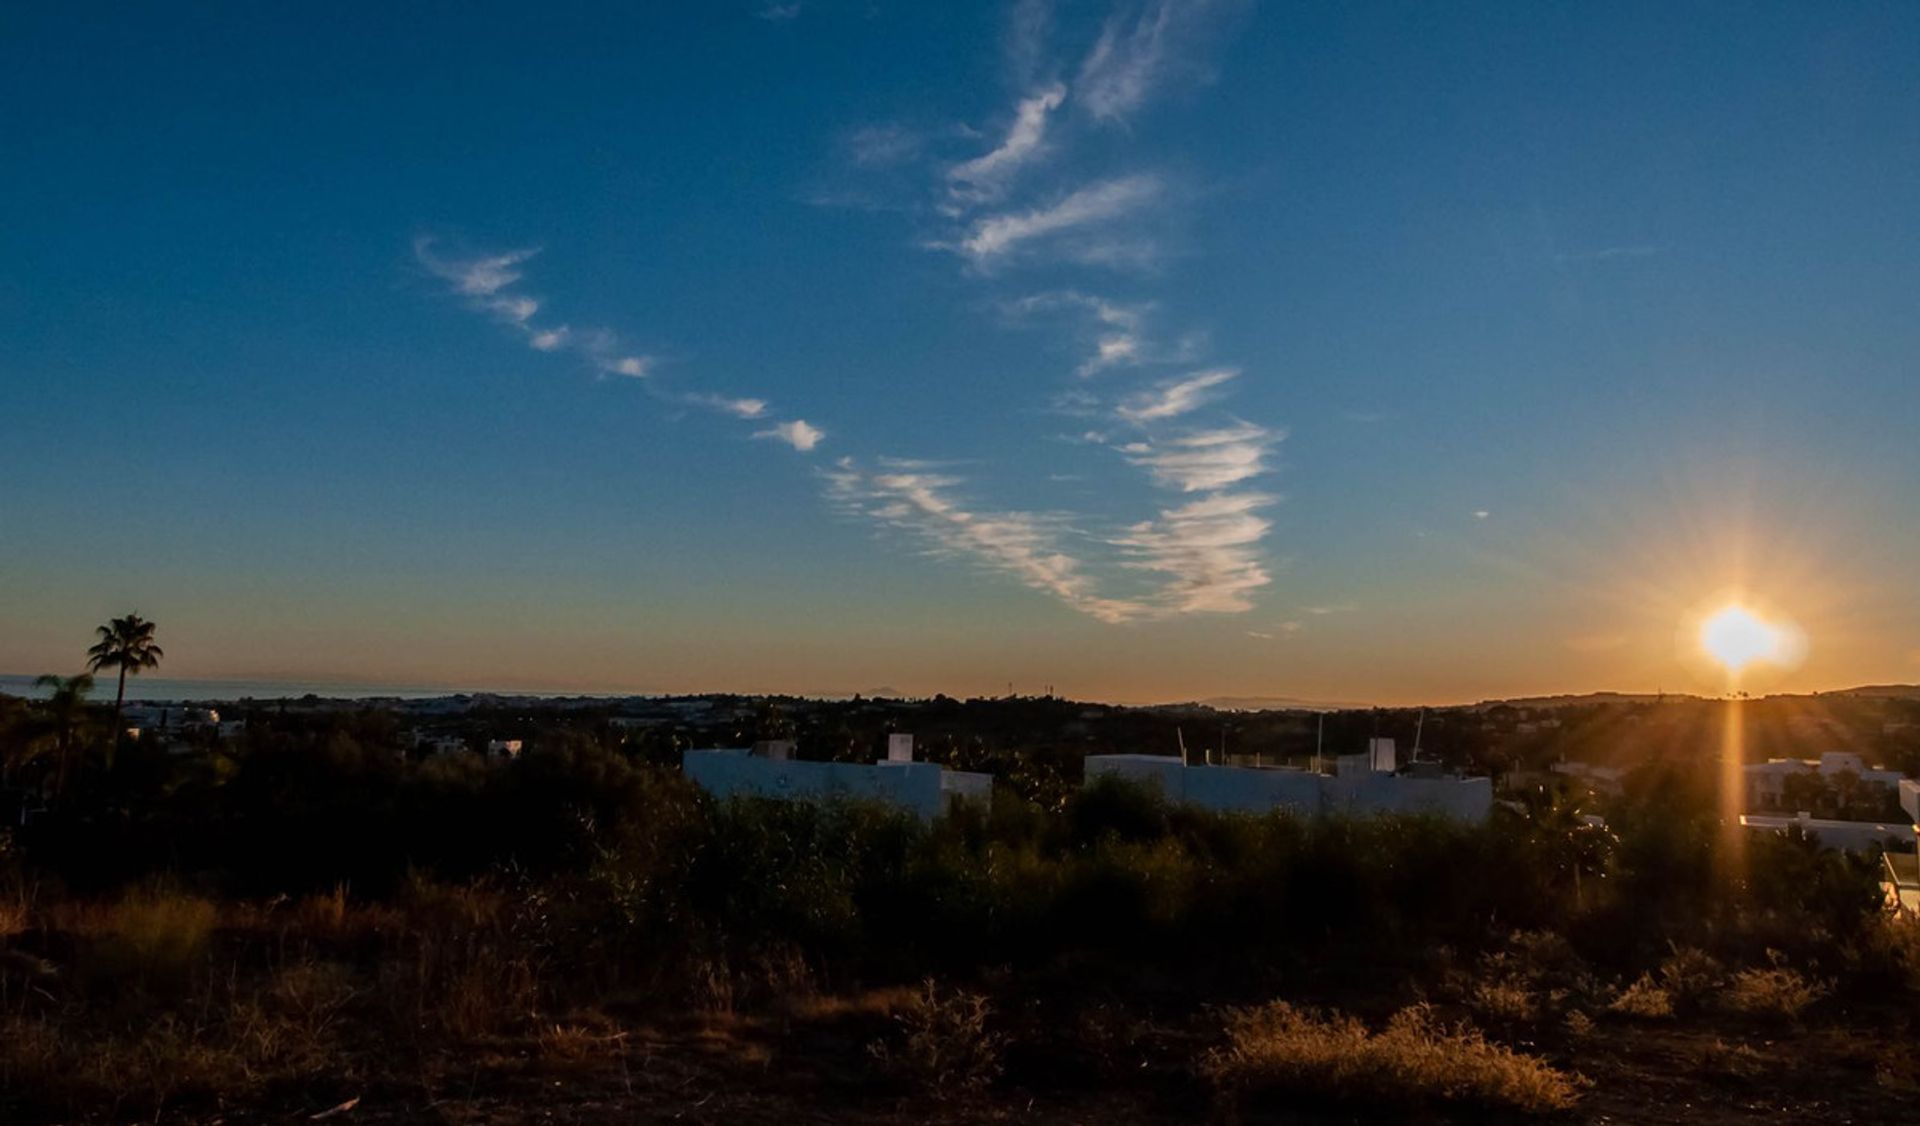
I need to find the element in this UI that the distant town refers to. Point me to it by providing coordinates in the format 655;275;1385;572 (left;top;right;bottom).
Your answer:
17;680;1915;914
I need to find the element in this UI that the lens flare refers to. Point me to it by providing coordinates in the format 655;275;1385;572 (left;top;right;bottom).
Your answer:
1699;605;1783;673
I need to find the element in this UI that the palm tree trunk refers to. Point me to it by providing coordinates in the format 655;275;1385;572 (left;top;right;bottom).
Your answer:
111;665;127;772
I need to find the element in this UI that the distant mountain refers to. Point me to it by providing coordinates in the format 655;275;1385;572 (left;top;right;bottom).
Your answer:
1181;695;1377;713
1471;691;1705;710
1825;684;1920;699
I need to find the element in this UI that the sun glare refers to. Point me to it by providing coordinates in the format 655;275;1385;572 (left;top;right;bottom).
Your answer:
1699;605;1783;673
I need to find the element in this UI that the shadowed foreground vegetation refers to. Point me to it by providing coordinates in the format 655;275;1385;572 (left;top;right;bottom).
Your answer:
1;722;1918;1121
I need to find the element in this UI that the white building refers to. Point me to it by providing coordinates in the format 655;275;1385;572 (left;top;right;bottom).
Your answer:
681;734;990;820
1551;760;1628;796
1738;812;1913;854
1084;741;1492;824
1743;752;1904;810
1887;781;1920;915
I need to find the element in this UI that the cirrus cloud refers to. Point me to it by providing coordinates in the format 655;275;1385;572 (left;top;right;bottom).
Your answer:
756;418;826;452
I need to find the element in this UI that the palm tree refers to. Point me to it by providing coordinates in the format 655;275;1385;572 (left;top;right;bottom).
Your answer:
30;673;94;797
86;614;163;767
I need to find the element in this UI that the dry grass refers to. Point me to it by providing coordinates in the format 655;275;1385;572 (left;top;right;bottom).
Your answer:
1721;956;1828;1019
1472;978;1539;1023
1201;1001;1582;1115
784;984;921;1023
104;891;218;972
867;980;1004;1100
0;957;360;1116
0;890;28;939
1884;917;1920;992
406;943;538;1039
536;1019;626;1069
1457;930;1597;1026
1696;1038;1770;1083
1657;946;1725;1011
1607;974;1675;1019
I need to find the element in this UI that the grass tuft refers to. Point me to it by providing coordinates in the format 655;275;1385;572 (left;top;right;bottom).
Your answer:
1205;999;1582;1114
867;980;1004;1100
1201;1000;1581;1114
1720;953;1828;1019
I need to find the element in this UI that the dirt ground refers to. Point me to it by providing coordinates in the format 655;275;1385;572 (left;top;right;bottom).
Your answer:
138;996;1916;1126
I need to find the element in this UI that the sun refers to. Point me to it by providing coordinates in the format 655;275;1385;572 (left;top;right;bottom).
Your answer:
1698;605;1784;673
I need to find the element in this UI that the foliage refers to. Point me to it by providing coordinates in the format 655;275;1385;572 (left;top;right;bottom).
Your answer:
867;980;1004;1099
1721;953;1829;1019
1201;1001;1582;1114
1606;975;1674;1019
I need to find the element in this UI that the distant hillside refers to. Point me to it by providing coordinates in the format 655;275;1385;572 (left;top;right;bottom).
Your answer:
1471;691;1705;710
1826;684;1920;699
1182;695;1377;713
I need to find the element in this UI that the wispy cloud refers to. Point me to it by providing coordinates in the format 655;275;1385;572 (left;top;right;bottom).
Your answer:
955;174;1162;265
1302;602;1355;616
416;238;538;297
690;393;770;419
416;238;822;472
845;123;924;168
416;237;657;376
948;83;1067;206
1004;0;1056;86
757;2;803;22
826;460;1145;623
1115;490;1273;613
756;419;826;452
1075;0;1224;122
1120;421;1277;492
1117;367;1237;422
1008;290;1176;377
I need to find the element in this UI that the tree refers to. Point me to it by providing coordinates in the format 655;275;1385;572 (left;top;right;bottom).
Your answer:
30;673;94;796
86;613;164;768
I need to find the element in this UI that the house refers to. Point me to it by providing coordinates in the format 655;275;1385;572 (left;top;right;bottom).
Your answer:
1551;760;1629;797
1890;781;1920;917
681;734;991;820
1743;752;1904;812
1084;739;1492;823
1737;812;1913;854
413;732;469;757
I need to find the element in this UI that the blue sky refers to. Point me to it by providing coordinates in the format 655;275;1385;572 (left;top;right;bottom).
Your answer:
3;1;1918;703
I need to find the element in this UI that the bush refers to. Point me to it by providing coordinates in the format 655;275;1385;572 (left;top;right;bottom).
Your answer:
867;980;1004;1099
1607;975;1674;1020
97;891;218;984
1721;954;1828;1019
1201;1001;1581;1114
1657;946;1726;1012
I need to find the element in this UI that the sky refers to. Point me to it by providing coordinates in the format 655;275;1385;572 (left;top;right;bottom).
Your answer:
3;1;1919;705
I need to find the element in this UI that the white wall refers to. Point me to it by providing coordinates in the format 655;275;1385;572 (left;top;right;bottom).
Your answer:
1084;755;1492;824
683;749;950;820
940;770;993;812
1740;814;1914;854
